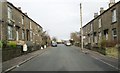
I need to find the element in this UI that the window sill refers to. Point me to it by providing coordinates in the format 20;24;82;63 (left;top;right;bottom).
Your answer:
112;21;117;24
8;39;14;41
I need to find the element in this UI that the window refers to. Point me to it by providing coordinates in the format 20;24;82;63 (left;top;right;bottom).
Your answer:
98;18;101;28
112;9;117;23
30;21;32;29
22;29;25;40
16;29;19;41
112;28;117;40
90;23;93;32
8;6;12;19
104;29;109;40
8;25;13;40
30;31;33;41
95;36;97;43
21;16;24;25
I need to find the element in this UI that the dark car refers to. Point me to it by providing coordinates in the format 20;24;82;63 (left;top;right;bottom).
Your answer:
51;42;57;47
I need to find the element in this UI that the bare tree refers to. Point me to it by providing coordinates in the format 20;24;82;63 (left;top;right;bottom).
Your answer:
70;32;80;42
70;32;80;46
52;37;57;42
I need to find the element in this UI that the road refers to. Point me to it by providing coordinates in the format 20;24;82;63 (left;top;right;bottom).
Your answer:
11;44;118;71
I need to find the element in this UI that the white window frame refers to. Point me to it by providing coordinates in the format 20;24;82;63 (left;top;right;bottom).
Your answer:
30;21;32;29
90;23;93;32
112;9;117;23
8;6;12;19
30;31;33;41
95;36;97;43
112;28;117;40
21;16;24;25
8;25;13;40
98;18;101;28
16;30;19;41
105;33;108;40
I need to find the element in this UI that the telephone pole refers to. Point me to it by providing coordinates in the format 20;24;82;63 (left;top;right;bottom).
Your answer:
80;3;83;51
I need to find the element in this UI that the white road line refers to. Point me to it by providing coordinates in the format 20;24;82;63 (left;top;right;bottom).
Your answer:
91;55;119;70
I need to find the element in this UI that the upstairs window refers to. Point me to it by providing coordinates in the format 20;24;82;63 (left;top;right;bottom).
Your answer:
90;23;93;32
30;21;32;29
98;18;101;28
8;6;12;19
21;16;24;25
112;9;117;23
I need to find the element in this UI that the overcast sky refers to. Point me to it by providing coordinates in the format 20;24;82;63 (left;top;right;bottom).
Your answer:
7;0;120;40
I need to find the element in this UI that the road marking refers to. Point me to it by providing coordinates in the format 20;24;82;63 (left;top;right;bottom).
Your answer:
91;55;119;70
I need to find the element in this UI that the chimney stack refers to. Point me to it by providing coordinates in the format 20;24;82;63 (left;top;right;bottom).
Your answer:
109;0;115;7
1;0;7;2
18;7;21;11
94;13;98;18
100;7;104;14
24;12;27;16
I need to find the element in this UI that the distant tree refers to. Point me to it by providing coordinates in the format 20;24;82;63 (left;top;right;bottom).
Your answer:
42;31;51;46
70;32;80;43
52;37;57;42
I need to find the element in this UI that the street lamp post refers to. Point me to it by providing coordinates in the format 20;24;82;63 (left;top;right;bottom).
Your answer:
80;3;83;51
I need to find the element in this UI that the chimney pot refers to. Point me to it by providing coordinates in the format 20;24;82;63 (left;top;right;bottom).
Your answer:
100;7;104;14
109;0;115;7
94;13;98;18
110;0;115;3
24;13;27;15
18;7;21;10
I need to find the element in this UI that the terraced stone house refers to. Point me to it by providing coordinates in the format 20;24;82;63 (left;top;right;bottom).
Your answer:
0;0;45;61
82;0;120;49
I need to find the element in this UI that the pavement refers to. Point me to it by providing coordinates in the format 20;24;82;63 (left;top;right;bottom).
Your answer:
2;47;50;73
72;46;119;70
1;45;119;72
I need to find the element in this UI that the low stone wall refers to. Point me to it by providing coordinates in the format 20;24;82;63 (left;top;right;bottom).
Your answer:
85;45;118;58
2;45;41;62
2;45;23;62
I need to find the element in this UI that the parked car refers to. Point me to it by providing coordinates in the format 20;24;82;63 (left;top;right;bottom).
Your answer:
51;42;57;47
65;41;71;46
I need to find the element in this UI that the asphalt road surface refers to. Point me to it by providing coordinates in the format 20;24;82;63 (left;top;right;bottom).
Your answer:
12;44;118;71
